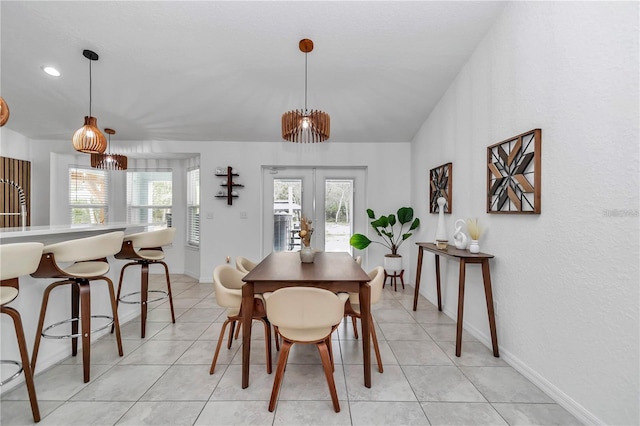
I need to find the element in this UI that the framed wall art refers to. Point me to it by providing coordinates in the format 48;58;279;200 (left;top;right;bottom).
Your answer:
487;129;541;214
429;162;452;214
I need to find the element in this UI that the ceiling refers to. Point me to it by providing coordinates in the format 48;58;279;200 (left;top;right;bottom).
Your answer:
1;1;506;144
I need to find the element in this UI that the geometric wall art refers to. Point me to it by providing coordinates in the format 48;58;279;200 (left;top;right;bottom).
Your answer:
487;129;541;214
430;162;452;214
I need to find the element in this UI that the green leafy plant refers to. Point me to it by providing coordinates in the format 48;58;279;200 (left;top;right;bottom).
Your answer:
350;207;420;255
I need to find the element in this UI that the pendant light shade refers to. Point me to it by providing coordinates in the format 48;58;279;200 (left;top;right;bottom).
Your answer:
91;128;128;170
73;50;106;154
0;96;10;127
281;39;330;143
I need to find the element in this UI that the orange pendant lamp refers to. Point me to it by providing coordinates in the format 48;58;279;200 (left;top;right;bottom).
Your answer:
0;96;9;127
281;39;330;143
72;50;106;154
91;128;128;170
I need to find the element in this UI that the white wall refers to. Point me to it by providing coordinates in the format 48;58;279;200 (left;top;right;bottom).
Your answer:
410;2;639;425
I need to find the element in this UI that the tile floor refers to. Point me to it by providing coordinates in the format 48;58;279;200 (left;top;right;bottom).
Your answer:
1;274;582;425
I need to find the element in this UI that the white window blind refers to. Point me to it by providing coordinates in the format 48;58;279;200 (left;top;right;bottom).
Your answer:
187;168;200;246
126;170;173;225
69;166;109;224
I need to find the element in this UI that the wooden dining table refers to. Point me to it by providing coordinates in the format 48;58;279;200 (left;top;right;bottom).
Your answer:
241;251;372;389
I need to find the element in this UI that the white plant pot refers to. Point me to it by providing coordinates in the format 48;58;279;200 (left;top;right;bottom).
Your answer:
384;255;403;273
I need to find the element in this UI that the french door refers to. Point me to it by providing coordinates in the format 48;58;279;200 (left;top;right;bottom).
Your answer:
261;167;366;257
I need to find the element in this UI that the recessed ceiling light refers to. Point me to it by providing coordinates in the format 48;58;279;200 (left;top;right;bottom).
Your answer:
42;66;61;77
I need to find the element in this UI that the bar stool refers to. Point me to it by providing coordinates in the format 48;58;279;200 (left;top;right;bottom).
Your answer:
1;242;43;422
30;231;124;383
114;227;176;338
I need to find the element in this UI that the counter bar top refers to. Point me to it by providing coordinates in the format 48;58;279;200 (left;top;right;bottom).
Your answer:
0;222;161;244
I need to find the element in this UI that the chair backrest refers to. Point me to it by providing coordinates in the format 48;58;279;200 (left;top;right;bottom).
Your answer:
124;227;176;249
43;231;124;263
213;264;245;309
265;287;345;331
368;266;385;305
0;242;44;280
235;256;257;274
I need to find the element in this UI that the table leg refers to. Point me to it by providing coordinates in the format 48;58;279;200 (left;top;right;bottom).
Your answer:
359;281;372;388
412;247;424;311
455;260;466;357
481;260;500;357
241;282;254;389
435;254;442;311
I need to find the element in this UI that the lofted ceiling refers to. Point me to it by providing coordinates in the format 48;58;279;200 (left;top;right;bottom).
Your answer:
1;1;506;144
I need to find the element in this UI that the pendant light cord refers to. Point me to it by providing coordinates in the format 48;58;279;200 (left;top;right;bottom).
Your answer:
304;52;308;113
88;58;92;117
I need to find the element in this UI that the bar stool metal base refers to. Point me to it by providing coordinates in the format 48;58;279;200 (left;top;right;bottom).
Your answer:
41;315;115;339
0;360;24;386
118;289;169;305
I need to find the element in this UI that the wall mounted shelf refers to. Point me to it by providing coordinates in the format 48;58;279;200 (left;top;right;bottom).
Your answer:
215;166;244;205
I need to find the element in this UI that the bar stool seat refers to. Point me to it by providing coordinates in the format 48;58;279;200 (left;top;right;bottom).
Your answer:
1;242;44;422
30;231;124;383
114;227;176;338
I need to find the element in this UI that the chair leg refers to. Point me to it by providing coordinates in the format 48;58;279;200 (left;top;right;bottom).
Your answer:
2;306;40;422
140;263;149;338
234;320;241;340
268;340;292;412
258;318;272;374
351;315;359;339
400;270;405;290
112;262;136;333
326;336;335;372
369;315;384;373
210;317;233;374
274;326;280;351
159;260;176;323
317;341;341;413
71;282;79;357
31;280;71;373
78;281;92;383
104;277;124;357
227;320;236;349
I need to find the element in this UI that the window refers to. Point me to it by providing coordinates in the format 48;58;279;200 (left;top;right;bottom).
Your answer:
69;166;108;224
126;170;172;225
187;168;200;246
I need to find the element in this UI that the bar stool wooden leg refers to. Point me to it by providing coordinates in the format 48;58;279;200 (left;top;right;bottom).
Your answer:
105;277;124;356
31;280;72;372
159;261;176;323
79;281;91;383
2;306;40;422
141;263;149;338
71;282;79;357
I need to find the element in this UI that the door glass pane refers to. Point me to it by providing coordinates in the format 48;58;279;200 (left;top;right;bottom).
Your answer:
324;179;353;253
273;179;301;252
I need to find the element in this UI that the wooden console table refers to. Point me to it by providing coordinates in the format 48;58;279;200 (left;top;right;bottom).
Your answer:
413;242;499;358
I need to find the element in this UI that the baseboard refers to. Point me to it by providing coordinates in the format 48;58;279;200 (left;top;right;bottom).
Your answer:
422;291;603;426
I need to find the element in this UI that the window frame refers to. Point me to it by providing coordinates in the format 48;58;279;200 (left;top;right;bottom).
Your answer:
69;165;109;224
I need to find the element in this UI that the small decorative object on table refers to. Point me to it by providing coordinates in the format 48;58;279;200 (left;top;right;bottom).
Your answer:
453;219;468;249
434;197;448;250
299;216;315;263
466;218;483;253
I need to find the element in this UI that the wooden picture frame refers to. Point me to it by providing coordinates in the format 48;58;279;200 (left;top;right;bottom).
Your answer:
487;129;541;214
429;162;452;214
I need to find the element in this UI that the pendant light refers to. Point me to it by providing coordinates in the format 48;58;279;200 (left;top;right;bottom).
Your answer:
91;128;128;170
72;49;107;154
281;39;330;143
0;96;9;127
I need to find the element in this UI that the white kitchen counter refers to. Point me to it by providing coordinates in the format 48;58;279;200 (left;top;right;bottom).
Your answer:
0;222;158;245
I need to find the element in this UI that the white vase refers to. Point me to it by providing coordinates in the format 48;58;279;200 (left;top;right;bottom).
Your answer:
434;197;448;243
299;246;315;263
383;255;403;274
469;240;480;254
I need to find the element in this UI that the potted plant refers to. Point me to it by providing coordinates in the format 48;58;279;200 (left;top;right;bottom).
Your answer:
350;207;420;272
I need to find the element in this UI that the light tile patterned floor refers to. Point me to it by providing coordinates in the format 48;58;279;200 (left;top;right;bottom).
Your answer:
1;274;582;425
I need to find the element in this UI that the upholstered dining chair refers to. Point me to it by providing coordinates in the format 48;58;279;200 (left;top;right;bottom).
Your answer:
114;227;176;338
264;287;349;413
30;231;124;383
209;264;273;374
344;266;385;373
1;242;43;422
235;256;257;274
